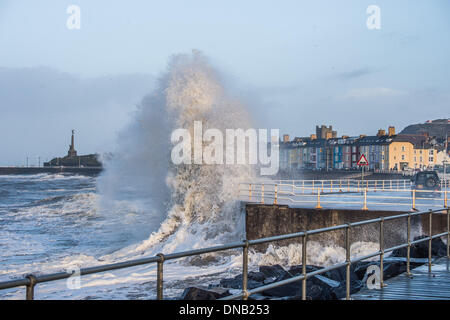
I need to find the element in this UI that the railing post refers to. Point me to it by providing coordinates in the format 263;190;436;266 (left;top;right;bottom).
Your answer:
302;180;305;194
412;190;416;211
362;188;368;210
249;183;252;202
292;180;295;194
321;180;324;193
339;179;342;192
445;190;447;208
407;213;412;277
380;218;385;288
274;184;278;205
316;188;322;209
357;181;360;193
345;224;351;300
330;180;333;193
242;240;249;300
447;208;449;258
428;210;433;273
302;233;307;300
347;180;350;192
156;253;165;300
25;274;37;300
261;184;264;204
382;180;385;191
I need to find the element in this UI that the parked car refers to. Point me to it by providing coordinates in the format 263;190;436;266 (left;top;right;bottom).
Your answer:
411;170;441;197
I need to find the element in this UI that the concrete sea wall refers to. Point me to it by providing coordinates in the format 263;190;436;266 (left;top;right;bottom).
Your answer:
245;204;447;250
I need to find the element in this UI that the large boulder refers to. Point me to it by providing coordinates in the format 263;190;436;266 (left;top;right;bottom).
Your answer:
260;266;349;300
181;286;230;300
219;271;266;289
391;236;447;258
259;265;290;279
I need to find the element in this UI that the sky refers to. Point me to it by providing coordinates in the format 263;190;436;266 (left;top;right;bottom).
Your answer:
0;0;449;165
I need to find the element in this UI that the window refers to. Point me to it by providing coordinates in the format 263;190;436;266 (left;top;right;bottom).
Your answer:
401;146;405;152
420;156;423;162
414;157;416;162
429;149;434;155
401;155;405;160
429;157;433;162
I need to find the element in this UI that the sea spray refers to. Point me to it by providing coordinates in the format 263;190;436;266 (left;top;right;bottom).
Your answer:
98;51;255;259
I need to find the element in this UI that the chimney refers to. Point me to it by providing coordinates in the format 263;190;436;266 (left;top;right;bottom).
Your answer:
310;134;317;140
377;129;386;137
283;134;290;143
388;126;395;136
325;132;333;140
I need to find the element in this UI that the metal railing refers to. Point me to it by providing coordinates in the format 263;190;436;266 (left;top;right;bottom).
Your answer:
240;179;449;210
0;207;449;300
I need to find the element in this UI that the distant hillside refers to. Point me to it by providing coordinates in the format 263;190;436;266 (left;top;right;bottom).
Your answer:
400;119;450;140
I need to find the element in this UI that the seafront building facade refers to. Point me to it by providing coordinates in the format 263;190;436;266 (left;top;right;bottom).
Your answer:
280;126;446;172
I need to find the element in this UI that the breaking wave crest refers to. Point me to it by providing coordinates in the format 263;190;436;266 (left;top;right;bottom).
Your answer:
98;51;255;259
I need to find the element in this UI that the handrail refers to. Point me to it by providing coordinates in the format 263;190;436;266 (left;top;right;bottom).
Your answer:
239;179;449;210
0;208;448;300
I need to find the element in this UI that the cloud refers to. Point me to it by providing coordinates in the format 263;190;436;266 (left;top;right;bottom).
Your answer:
337;67;378;80
340;87;407;99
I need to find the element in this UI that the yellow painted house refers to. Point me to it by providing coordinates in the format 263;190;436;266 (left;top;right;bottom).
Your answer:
387;138;437;170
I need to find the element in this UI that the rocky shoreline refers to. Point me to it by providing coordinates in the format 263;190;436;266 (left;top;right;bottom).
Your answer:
180;236;448;300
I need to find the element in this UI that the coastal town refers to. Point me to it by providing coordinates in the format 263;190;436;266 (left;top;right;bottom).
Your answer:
279;119;450;173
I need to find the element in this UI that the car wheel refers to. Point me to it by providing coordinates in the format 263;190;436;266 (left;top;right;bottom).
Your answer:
425;178;437;188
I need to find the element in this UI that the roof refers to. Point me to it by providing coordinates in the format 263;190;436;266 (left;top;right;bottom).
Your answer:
393;134;434;149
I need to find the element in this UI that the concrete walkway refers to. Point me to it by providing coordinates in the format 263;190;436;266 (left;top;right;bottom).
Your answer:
352;257;450;300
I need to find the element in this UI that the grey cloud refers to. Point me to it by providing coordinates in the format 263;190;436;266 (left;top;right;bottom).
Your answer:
337;67;378;80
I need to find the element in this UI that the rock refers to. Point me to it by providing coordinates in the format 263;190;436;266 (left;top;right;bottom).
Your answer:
391;235;447;258
259;265;290;278
321;265;362;295
248;271;266;283
354;261;375;280
181;286;230;300
288;265;321;276
219;273;264;290
259;263;362;299
261;268;303;298
313;274;345;300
